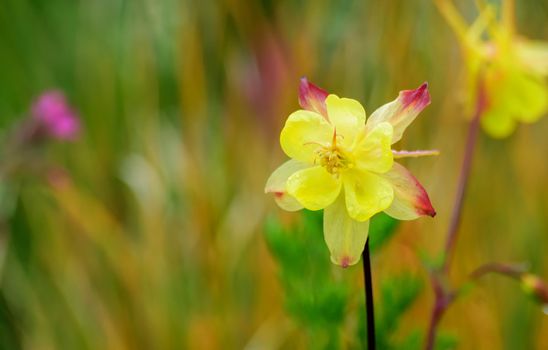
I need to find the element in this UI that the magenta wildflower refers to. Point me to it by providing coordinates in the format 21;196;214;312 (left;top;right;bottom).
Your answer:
31;91;80;141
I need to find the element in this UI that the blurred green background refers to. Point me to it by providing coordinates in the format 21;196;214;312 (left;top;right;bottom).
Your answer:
0;0;547;349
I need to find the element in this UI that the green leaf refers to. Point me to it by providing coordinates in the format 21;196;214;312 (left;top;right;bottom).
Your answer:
369;212;399;254
391;330;458;350
418;249;445;271
356;274;423;349
263;211;349;348
434;333;458;350
378;274;423;344
395;329;422;350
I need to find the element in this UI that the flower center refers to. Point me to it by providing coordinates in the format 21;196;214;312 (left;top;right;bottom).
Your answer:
315;129;352;175
317;146;349;174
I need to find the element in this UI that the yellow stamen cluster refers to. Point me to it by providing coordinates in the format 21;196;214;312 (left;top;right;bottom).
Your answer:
315;135;352;175
317;146;346;174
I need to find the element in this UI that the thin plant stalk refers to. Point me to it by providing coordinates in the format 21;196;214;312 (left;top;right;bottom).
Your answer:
441;106;482;273
470;262;526;280
362;240;376;350
424;81;486;350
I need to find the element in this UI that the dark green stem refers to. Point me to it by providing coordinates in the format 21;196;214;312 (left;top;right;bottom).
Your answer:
362;240;376;350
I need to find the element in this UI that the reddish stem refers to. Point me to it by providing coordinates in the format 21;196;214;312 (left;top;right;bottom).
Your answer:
424;82;486;350
470;262;526;280
442;91;485;273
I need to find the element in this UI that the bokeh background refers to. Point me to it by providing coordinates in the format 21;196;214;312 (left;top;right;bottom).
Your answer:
0;0;547;349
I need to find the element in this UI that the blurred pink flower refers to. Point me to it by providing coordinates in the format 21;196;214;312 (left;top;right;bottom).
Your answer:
31;91;80;140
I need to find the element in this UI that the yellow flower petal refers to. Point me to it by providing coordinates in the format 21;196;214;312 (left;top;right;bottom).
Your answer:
509;72;548;123
280;110;333;163
343;169;394;222
324;193;370;267
481;62;547;137
353;122;394;174
325;94;366;146
366;83;430;144
480;106;516;138
382;163;436;220
286;166;342;210
264;159;308;211
517;40;548;76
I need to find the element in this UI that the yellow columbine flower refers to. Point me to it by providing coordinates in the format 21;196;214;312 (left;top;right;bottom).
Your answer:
436;0;548;138
265;78;436;267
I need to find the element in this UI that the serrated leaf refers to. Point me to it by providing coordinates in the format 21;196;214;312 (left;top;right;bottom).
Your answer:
378;274;423;335
355;274;423;349
263;211;349;348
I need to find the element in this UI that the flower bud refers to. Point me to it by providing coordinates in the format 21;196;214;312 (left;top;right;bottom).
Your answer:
520;273;548;305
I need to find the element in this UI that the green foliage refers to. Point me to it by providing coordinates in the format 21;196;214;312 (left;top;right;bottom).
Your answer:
395;330;458;350
356;274;423;349
264;211;348;337
369;212;399;254
378;274;423;341
418;249;446;272
266;210;424;349
265;210;349;349
395;329;422;350
0;292;21;350
434;333;458;350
